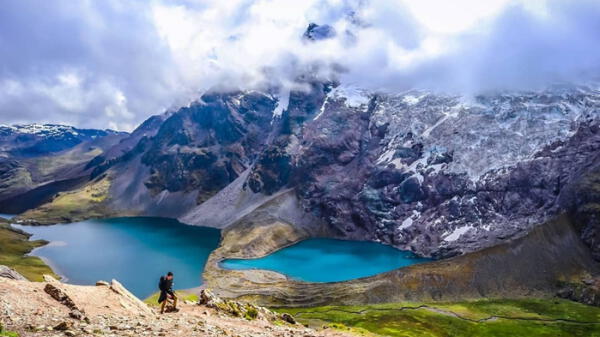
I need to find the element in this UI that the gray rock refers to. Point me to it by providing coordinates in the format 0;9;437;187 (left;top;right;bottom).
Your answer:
44;283;78;310
0;265;26;280
280;313;296;325
303;23;336;41
53;321;72;331
69;309;85;320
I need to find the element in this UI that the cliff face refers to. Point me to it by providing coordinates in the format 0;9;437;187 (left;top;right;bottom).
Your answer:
259;86;600;259
187;84;600;260
12;84;600;262
139;92;276;203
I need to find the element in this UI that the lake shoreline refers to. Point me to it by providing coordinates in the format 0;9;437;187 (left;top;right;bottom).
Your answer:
26;241;69;282
0;218;57;281
220;237;431;283
13;217;222;299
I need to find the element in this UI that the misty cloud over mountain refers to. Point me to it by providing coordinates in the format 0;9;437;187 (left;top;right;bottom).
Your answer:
1;0;599;130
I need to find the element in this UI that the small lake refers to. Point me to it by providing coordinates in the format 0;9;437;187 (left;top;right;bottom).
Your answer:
13;217;221;299
221;238;431;283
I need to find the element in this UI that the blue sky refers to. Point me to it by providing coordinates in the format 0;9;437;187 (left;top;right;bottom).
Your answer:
0;0;599;131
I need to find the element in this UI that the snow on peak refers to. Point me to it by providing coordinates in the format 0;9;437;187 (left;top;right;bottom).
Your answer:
443;225;474;242
2;123;76;136
0;123;120;138
332;84;370;108
373;86;600;179
272;89;290;119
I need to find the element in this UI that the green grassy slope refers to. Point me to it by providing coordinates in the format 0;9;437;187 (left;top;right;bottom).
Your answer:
16;175;125;225
0;219;56;281
278;298;600;337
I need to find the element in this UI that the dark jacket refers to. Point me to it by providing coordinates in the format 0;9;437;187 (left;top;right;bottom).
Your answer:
158;276;174;303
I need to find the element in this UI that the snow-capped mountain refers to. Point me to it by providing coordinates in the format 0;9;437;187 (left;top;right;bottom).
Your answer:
0;123;128;211
0;123;125;157
238;83;600;258
312;84;600;257
11;82;600;263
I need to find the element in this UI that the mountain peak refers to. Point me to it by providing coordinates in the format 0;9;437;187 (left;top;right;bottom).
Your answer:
303;23;336;41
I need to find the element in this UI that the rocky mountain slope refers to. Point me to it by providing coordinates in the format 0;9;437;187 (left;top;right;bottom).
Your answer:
0;124;127;213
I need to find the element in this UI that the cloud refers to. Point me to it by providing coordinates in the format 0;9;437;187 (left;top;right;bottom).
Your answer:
0;0;178;131
394;0;600;93
0;0;599;130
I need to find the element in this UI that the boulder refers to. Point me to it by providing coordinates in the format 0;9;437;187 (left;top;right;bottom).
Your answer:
280;313;296;324
69;309;85;320
43;276;89;321
44;283;80;312
199;289;295;323
53;321;72;331
557;277;600;307
199;289;223;307
43;274;60;283
109;279;154;316
0;265;26;280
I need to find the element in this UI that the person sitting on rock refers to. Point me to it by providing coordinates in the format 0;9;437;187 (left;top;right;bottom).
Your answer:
158;272;178;314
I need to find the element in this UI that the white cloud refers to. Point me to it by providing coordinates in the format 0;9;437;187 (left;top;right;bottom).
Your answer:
402;0;512;34
0;0;599;130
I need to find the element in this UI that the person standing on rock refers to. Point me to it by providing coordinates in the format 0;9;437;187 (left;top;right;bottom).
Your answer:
158;272;178;314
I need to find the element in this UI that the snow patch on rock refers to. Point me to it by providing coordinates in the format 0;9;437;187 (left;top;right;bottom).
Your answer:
444;225;474;242
332;84;370;108
273;89;290;119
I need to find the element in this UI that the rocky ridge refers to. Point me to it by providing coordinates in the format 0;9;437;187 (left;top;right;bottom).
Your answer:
0;124;125;158
0;269;353;337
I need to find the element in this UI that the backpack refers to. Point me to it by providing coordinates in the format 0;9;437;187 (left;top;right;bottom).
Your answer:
158;276;166;291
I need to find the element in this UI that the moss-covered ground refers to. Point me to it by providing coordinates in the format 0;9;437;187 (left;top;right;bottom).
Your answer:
17;176;116;224
0;219;56;281
277;298;600;337
0;321;19;337
0;330;19;337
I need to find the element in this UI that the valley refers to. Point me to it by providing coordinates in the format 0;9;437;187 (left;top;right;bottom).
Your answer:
2;84;600;336
279;298;600;337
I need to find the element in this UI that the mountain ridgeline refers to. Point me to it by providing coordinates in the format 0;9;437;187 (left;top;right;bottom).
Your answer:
5;81;600;303
0;124;127;213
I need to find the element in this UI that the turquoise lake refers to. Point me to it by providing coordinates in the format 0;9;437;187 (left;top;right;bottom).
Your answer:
14;218;430;298
13;217;221;299
221;238;431;283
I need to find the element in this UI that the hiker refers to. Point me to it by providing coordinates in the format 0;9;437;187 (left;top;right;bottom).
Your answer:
158;272;178;314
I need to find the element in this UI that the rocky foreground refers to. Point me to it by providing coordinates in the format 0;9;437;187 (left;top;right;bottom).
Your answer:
0;268;354;337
